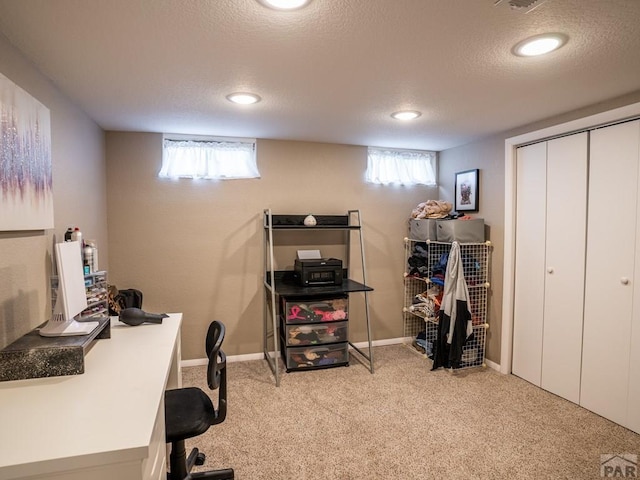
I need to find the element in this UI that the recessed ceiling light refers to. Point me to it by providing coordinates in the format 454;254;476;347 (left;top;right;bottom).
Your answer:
513;33;568;57
391;110;422;121
258;0;311;10
226;92;261;105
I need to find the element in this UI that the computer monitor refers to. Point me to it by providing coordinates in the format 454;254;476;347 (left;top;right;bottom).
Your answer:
39;241;99;337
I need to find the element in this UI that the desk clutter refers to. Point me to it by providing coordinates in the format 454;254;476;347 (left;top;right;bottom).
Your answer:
0;317;110;382
0;260;112;381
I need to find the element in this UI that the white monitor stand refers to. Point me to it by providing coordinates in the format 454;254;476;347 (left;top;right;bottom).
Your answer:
39;241;99;337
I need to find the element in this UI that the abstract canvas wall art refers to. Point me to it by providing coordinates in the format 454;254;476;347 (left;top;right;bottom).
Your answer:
0;72;53;231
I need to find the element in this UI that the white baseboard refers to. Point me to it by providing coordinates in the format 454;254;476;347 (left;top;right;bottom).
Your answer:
181;337;502;372
180;358;208;367
181;351;264;367
181;337;410;367
350;336;407;349
485;358;500;372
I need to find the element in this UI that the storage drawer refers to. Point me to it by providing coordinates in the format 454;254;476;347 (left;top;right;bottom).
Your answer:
281;320;348;346
282;295;348;324
409;218;438;241
436;218;485;243
284;342;349;370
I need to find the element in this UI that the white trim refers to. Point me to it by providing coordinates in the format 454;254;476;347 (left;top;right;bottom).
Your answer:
181;358;207;367
350;336;408;349
501;138;518;375
181;337;412;366
501;101;640;376
227;352;265;363
485;358;500;372
181;351;264;367
182;337;503;369
182;337;503;373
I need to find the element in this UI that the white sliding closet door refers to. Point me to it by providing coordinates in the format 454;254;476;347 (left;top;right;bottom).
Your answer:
582;120;640;427
512;133;587;402
629;176;640;433
512;142;547;386
540;133;587;403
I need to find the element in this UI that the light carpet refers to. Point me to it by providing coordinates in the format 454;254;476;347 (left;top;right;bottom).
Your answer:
180;344;640;480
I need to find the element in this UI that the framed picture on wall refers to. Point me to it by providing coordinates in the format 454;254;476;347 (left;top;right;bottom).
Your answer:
0;72;53;231
455;169;479;212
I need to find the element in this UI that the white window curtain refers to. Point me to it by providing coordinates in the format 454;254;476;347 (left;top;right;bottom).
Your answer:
365;147;437;186
159;138;260;179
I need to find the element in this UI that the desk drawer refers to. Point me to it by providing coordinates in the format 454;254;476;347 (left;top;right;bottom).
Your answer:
281;320;348;346
282;295;348;324
142;398;167;480
284;342;349;370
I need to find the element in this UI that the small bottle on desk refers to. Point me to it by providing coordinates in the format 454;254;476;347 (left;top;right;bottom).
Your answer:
71;227;83;246
83;245;94;274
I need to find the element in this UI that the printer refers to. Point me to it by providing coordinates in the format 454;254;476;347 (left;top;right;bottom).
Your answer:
294;258;343;286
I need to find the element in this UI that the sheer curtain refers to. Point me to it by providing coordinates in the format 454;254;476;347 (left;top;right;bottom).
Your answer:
159;139;260;179
365;147;437;186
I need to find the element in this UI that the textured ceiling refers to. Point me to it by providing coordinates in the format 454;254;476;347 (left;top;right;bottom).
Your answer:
0;0;639;151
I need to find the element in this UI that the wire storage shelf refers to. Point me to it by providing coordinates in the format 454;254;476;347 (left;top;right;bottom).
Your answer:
403;238;491;370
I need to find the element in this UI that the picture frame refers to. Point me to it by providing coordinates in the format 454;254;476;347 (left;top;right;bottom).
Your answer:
455;169;479;212
0;72;53;231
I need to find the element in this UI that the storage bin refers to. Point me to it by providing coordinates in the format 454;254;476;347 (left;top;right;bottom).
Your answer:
409;219;438;241
436;219;485;243
282;295;348;324
281;320;348;346
283;342;349;370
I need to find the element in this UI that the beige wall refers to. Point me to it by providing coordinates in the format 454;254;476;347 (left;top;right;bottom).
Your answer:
0;34;107;349
105;133;438;359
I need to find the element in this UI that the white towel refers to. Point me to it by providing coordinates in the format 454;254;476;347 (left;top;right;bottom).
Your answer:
442;241;472;344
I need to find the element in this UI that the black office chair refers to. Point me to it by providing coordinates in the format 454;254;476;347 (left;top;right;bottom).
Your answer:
165;321;234;480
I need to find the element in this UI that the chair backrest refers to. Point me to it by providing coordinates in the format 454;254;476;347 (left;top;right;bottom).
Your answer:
205;320;228;425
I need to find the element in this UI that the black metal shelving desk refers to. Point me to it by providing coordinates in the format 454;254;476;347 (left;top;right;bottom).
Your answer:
263;210;375;386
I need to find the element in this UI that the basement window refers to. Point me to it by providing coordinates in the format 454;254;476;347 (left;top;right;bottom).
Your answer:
159;136;259;179
365;147;437;186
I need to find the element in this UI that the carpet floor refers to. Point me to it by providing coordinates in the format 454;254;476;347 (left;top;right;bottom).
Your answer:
180;344;640;480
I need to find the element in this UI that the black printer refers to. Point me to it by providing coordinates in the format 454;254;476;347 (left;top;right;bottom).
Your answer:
294;258;343;286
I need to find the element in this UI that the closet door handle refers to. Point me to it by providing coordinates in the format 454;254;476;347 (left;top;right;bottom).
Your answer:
621;277;630;285
547;267;554;274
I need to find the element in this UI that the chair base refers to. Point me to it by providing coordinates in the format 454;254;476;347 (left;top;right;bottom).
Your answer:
168;440;234;480
189;467;235;479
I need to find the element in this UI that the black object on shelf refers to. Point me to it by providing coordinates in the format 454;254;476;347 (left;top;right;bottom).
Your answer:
294;257;343;286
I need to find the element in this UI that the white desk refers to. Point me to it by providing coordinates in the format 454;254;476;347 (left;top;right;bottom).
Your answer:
0;313;182;480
